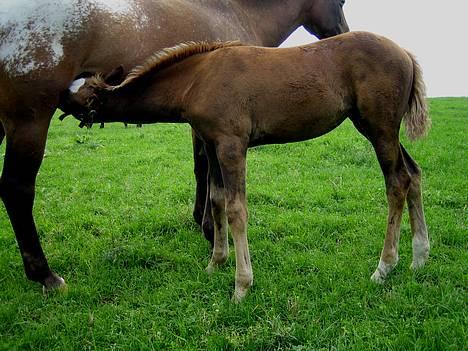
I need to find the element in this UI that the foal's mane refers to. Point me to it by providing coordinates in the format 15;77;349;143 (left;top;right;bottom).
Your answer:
109;40;243;90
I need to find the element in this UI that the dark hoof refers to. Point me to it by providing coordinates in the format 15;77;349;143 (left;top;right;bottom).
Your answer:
42;272;67;294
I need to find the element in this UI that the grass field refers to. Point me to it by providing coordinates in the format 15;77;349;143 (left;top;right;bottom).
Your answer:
0;98;466;350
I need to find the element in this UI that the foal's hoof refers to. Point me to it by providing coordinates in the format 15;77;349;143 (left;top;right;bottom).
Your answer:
370;258;398;284
410;256;428;270
42;273;67;294
411;243;430;270
205;263;216;275
370;270;386;284
231;287;249;304
231;277;253;303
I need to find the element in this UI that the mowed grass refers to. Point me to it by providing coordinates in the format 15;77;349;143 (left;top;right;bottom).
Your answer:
0;98;466;350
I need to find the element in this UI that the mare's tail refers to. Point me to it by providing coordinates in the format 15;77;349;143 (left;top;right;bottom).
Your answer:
403;51;431;140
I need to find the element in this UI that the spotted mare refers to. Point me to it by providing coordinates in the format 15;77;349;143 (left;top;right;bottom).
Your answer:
0;0;348;292
65;32;431;301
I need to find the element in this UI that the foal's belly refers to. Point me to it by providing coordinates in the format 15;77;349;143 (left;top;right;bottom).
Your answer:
249;113;348;147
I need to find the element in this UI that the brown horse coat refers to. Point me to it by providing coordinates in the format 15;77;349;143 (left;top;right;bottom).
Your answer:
67;31;431;301
0;0;348;291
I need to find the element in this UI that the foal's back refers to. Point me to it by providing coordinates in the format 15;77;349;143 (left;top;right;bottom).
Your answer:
188;31;413;146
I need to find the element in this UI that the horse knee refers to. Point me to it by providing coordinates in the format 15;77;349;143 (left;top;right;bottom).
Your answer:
0;177;34;204
226;201;247;228
399;170;411;190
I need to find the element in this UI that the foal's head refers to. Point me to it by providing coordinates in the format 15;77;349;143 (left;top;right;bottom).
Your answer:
62;66;125;123
302;0;349;38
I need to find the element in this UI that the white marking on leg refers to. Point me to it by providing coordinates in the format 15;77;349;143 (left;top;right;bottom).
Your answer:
407;179;430;270
227;199;252;303
411;235;430;270
371;257;399;284
371;177;405;284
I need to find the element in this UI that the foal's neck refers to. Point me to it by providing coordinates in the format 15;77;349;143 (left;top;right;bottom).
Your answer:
235;0;305;46
107;64;200;123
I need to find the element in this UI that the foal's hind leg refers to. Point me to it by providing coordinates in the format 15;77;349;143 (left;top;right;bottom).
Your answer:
214;138;252;302
370;137;411;283
401;145;430;269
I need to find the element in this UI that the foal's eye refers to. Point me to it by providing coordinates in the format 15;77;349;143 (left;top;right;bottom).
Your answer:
339;0;345;7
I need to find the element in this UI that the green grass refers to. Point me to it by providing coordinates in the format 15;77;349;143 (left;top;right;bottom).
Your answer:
0;98;466;350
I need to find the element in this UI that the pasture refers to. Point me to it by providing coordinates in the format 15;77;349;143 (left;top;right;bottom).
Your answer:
0;98;466;350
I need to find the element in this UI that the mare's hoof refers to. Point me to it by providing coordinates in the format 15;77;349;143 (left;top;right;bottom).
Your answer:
42;273;67;294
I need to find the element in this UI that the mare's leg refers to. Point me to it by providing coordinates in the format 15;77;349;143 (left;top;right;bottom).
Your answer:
214;138;252;302
204;144;229;272
400;145;430;269
201;182;214;247
0;112;65;291
192;131;214;244
370;135;411;283
192;132;206;226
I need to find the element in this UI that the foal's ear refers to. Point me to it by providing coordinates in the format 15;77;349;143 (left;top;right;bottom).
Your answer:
104;65;125;85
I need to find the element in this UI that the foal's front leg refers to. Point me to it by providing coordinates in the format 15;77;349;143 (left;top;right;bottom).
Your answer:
215;139;252;302
204;144;229;273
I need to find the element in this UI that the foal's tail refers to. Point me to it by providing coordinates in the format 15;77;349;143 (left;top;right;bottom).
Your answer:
403;51;431;141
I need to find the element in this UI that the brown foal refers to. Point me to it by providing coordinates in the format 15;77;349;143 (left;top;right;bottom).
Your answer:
65;31;430;302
